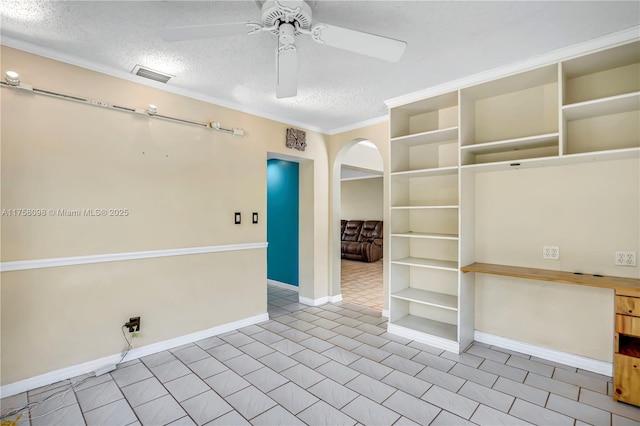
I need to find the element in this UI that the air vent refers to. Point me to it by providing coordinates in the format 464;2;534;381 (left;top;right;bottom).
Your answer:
131;65;173;84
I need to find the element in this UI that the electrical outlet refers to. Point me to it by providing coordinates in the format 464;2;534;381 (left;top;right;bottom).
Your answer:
126;316;141;332
543;246;560;260
615;251;637;267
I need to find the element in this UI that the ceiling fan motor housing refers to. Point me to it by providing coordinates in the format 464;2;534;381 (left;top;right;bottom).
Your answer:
262;0;312;35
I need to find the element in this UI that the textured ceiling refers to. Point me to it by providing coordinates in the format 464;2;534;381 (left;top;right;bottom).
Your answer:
1;1;639;133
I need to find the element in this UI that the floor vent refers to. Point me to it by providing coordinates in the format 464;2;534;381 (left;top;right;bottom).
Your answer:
131;65;173;83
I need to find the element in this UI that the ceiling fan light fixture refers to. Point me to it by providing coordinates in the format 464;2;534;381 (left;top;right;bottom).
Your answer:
131;65;174;84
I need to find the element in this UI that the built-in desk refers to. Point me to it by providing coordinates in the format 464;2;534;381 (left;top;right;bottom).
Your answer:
461;262;640;407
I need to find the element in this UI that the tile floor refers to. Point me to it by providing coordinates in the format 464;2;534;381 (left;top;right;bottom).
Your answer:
2;284;639;426
341;258;383;311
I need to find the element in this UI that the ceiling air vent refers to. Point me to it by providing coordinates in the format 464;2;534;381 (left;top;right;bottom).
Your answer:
131;65;173;84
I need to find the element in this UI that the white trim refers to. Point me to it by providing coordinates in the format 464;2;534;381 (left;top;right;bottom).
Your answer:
382;309;390;318
0;242;268;272
299;295;329;306
326;115;389;135
386;27;640;108
329;294;343;303
474;331;612;376
0;313;269;398
1;37;328;135
267;279;299;292
388;323;460;353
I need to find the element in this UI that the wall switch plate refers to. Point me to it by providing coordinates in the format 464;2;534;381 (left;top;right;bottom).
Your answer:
235;212;241;224
543;246;560;260
615;251;637;266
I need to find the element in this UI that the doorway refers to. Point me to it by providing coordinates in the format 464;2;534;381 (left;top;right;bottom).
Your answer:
336;141;384;311
267;159;299;287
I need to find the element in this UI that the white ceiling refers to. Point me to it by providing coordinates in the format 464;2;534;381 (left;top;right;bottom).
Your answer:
1;1;639;133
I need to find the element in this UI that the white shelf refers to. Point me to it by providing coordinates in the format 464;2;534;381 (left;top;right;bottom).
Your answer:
390;127;459;146
460;147;640;173
391;232;459;240
563;92;640;121
391;288;458;311
461;133;559;155
391;205;458;210
391;257;458;271
392;315;457;342
391;166;459;178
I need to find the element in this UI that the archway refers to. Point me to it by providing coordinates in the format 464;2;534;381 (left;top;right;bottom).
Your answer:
331;139;384;311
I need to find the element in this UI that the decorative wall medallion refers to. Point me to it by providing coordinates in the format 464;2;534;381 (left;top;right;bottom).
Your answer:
286;128;307;151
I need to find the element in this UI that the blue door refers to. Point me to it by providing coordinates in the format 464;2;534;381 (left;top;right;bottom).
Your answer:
267;159;299;286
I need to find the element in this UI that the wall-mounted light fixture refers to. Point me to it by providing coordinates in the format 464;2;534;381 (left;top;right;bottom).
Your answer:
5;71;20;86
146;104;158;116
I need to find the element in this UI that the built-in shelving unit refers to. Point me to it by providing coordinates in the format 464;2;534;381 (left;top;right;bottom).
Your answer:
387;38;640;354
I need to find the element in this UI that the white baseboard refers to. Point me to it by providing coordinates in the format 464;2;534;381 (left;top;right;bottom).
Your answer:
299;295;328;306
267;279;299;292
382;309;389;318
299;294;342;306
474;331;612;377
0;313;269;398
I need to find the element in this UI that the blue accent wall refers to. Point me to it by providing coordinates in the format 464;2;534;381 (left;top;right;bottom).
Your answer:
267;159;299;286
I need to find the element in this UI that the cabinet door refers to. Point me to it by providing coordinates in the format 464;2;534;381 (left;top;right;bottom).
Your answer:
614;353;640;406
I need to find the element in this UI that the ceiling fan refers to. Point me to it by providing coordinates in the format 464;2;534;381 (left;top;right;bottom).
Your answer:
158;0;407;98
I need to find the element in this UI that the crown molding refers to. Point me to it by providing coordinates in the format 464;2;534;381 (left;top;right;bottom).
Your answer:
0;36;330;134
326;114;389;135
385;26;640;108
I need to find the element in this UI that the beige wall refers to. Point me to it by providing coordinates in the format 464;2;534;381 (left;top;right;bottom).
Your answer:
341;177;383;221
0;47;331;385
474;159;639;361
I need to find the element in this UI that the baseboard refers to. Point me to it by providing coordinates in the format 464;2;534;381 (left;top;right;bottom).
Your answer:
267;279;299;292
299;295;328;306
382;309;389;318
474;331;612;377
299;294;342;306
0;312;269;398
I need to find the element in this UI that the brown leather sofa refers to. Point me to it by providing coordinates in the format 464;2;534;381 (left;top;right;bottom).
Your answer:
340;220;383;262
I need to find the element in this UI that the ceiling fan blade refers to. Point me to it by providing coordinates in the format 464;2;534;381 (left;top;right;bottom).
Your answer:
158;22;257;42
276;43;298;98
310;23;407;62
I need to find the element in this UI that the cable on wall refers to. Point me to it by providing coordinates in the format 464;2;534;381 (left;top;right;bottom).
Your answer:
0;71;245;138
